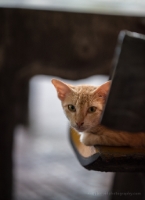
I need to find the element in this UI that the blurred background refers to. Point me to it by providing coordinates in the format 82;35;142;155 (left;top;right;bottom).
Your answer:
13;75;114;200
0;1;145;200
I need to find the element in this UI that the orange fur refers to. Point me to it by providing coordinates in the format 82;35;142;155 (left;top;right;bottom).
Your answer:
52;79;145;147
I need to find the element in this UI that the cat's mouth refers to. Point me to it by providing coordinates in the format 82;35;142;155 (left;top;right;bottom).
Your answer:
73;126;86;132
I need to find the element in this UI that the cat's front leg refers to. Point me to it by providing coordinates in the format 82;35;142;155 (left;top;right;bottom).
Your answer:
80;132;102;146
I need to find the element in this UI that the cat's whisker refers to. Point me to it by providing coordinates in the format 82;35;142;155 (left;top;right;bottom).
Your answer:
52;78;145;147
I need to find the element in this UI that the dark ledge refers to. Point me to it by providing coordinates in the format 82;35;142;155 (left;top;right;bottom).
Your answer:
70;128;145;172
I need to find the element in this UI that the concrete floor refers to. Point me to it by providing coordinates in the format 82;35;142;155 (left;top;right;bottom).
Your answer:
13;75;114;200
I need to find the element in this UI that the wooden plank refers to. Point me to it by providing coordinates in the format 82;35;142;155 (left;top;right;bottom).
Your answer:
101;31;145;132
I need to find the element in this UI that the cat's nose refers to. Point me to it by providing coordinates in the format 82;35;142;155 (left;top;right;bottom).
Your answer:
76;122;84;128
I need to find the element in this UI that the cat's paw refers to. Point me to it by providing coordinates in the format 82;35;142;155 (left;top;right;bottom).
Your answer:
80;132;94;146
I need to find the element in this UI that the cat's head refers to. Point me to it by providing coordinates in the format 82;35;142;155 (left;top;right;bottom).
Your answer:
52;79;110;132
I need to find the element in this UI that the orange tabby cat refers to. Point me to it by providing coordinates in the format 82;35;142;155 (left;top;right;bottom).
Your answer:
52;79;145;147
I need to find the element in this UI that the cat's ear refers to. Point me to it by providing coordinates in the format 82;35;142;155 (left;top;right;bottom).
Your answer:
96;81;111;99
51;79;72;101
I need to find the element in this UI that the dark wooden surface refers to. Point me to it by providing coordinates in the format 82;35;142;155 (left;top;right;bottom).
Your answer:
101;31;145;132
111;173;145;200
1;9;145;82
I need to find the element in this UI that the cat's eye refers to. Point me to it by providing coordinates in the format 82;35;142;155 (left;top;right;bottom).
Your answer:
87;106;97;113
68;104;76;112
